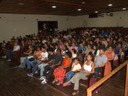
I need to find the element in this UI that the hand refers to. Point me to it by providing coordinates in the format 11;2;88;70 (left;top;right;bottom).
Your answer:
75;70;80;73
50;65;54;68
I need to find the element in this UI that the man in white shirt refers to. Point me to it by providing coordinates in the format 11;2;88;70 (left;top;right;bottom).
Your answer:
6;42;20;61
27;47;48;77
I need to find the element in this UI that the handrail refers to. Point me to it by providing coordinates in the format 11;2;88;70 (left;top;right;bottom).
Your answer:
87;60;128;96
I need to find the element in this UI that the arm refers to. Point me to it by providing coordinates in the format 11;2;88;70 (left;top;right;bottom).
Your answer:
51;61;61;67
24;50;32;55
47;59;54;64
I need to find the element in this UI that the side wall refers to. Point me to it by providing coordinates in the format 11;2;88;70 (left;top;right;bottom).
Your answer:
71;11;128;28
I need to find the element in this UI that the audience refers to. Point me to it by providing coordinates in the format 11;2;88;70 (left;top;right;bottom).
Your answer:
1;27;128;95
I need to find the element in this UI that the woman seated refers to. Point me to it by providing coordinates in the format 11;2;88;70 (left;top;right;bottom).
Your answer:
63;53;94;96
19;45;33;66
52;51;72;85
65;58;81;82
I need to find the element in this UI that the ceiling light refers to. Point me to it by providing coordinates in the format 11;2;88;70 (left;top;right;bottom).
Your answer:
52;5;56;8
77;9;82;11
18;2;24;6
108;4;113;7
122;8;126;10
95;11;98;13
82;1;85;4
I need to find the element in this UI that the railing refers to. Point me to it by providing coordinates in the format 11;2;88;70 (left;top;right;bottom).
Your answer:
87;60;128;96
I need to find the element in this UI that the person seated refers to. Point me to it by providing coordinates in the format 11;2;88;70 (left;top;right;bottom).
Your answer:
19;45;33;67
94;47;108;78
3;42;20;61
27;47;48;77
41;49;63;84
66;42;78;53
38;48;54;79
21;46;42;74
65;58;81;82
77;42;86;52
84;44;94;60
63;53;94;96
52;51;72;85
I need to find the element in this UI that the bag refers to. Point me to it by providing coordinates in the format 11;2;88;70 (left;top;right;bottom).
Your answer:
89;77;100;93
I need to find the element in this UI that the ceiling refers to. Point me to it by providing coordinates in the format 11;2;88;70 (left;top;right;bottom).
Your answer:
0;0;128;16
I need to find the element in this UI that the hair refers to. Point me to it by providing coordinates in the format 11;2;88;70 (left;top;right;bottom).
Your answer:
99;46;106;52
72;49;77;54
56;48;61;53
47;48;54;52
65;51;72;58
88;52;94;61
73;57;80;62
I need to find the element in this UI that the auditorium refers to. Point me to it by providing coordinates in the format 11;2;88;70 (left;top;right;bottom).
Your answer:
0;0;128;96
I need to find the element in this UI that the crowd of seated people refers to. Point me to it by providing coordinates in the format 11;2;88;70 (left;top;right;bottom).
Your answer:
0;27;128;95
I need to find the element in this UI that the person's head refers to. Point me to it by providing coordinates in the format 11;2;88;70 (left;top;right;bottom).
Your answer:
73;58;80;64
55;49;61;55
14;42;18;46
65;51;72;58
87;53;94;61
55;44;59;49
36;46;41;51
107;46;113;51
41;47;46;52
79;43;83;47
99;47;106;55
72;43;76;47
93;45;97;50
87;44;91;49
48;48;54;55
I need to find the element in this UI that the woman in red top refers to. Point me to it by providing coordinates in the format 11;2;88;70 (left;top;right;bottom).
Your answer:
53;51;72;85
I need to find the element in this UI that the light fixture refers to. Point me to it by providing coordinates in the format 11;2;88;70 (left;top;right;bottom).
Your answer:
77;9;82;11
82;1;85;4
108;4;113;7
18;2;24;6
95;11;98;13
52;5;56;8
122;8;126;10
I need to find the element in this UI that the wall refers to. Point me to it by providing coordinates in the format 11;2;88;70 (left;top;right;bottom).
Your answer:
71;11;128;28
0;14;72;41
0;11;128;41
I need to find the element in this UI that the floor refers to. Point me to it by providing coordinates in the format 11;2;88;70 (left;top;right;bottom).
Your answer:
0;58;126;96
